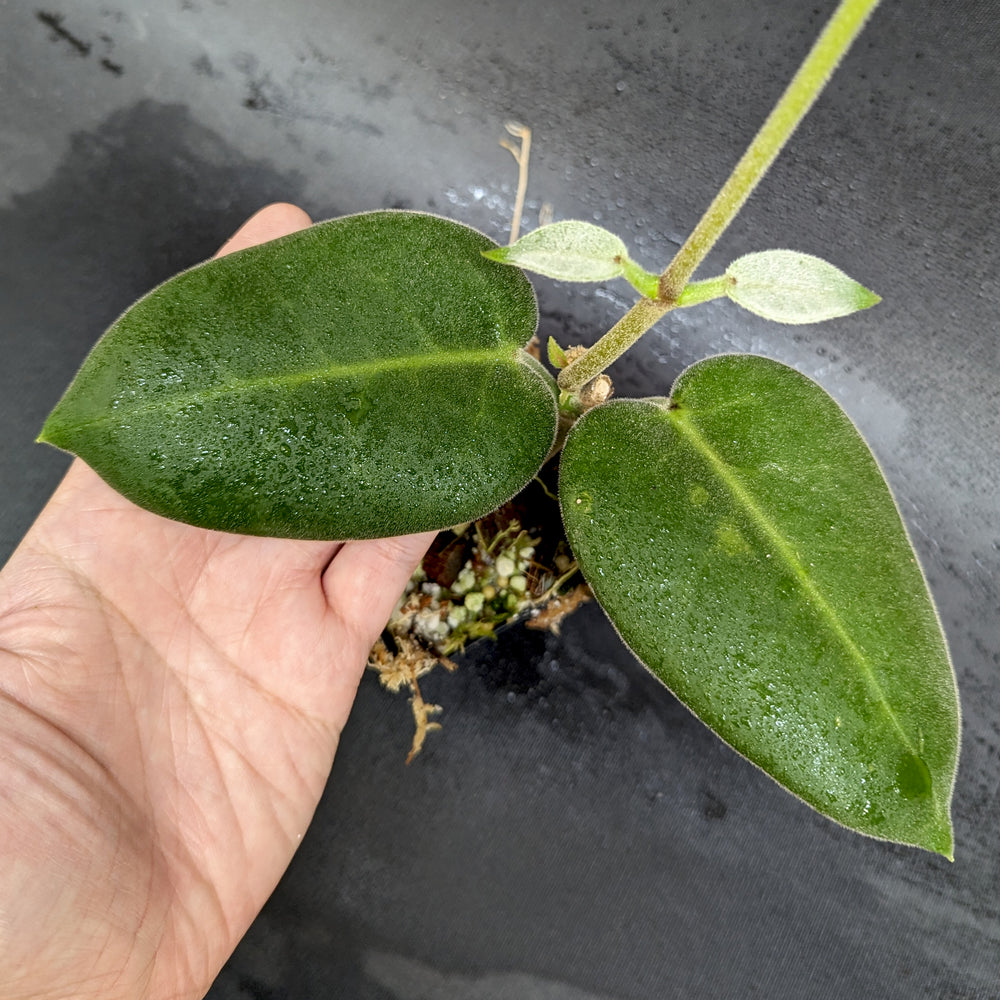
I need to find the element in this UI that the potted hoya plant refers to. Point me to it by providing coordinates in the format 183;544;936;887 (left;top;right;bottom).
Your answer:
37;0;961;860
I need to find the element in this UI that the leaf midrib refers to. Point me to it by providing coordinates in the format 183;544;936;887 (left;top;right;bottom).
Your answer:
46;346;520;436
669;405;941;813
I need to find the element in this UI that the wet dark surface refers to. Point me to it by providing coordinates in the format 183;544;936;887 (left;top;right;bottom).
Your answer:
2;1;999;997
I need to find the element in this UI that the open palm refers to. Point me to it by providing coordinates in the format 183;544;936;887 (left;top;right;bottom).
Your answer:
0;204;434;1000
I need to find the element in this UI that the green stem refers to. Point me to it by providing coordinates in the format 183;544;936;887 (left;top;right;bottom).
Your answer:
558;0;881;394
659;0;880;301
620;256;661;299
559;298;673;394
677;275;731;308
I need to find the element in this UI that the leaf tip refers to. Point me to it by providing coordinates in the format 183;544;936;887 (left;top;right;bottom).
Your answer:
932;818;955;862
36;417;60;449
856;286;882;311
911;801;955;860
933;840;955;863
481;246;511;264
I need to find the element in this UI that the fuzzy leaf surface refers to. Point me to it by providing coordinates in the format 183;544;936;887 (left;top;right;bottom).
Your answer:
560;354;959;856
483;221;629;282
726;250;881;323
40;211;557;539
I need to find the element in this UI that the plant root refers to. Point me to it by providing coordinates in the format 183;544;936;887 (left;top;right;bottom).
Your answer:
367;469;588;761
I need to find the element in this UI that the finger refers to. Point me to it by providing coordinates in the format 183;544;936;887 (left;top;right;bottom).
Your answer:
321;530;437;651
215;202;313;258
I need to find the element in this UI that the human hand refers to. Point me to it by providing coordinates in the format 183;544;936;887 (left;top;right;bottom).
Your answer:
0;204;435;1000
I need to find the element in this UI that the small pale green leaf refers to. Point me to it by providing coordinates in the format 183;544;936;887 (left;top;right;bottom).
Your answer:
560;354;959;856
547;336;569;369
482;220;629;283
726;249;881;323
40;211;557;540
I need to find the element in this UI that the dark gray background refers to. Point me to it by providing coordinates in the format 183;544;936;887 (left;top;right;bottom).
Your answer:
2;1;998;997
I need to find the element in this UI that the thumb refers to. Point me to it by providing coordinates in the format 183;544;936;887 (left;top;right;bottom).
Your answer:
322;531;438;653
216;202;313;257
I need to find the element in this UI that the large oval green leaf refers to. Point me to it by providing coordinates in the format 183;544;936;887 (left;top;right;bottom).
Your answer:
560;354;959;856
39;211;556;539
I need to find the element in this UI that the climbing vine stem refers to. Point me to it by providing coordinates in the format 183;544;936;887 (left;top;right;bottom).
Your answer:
557;0;882;394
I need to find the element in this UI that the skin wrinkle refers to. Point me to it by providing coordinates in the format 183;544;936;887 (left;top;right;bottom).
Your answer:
142;532;340;742
137;555;338;837
102;555;333;927
0;689;129;828
1;545;247;987
142;658;249;905
50;517;329;756
153;779;234;988
103;808;161;967
111;649;263;975
0;694;169;1000
2;596;179;991
164;593;337;745
2;487;340;997
2;711;111;855
168;736;304;988
30;543;153;770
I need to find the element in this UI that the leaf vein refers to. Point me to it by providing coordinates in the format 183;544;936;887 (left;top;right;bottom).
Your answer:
49;347;517;437
670;408;924;765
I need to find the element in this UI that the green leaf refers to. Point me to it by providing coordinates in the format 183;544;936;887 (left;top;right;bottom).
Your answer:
547;336;569;369
560;354;959;856
726;249;881;323
484;221;662;298
482;220;630;283
40;211;557;539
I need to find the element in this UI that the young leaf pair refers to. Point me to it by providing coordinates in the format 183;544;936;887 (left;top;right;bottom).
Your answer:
39;210;959;858
485;218;882;323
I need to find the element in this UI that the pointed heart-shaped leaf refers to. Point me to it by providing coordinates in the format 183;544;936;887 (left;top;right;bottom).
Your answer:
40;211;557;539
560;354;959;856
